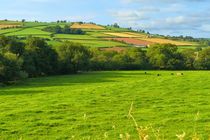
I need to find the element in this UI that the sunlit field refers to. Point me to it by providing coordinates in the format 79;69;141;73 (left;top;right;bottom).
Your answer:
1;71;210;139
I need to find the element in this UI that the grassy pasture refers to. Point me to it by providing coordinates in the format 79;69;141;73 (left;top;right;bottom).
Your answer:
54;34;96;40
60;39;128;47
0;28;22;35
105;26;131;32
1;71;210;139
6;28;51;36
87;31;114;38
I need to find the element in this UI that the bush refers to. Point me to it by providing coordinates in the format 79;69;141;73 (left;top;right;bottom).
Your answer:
0;52;26;84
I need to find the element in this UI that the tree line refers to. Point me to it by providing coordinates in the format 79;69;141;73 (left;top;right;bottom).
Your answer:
42;25;85;34
1;35;210;84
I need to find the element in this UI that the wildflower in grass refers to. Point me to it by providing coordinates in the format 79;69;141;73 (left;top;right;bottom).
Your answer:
125;133;130;140
83;113;87;121
120;134;124;139
104;132;108;139
112;125;116;129
176;131;185;140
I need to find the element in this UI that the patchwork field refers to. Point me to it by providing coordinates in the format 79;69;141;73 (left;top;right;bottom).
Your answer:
62;39;128;48
104;32;145;38
106;38;154;46
1;71;210;139
0;21;201;48
0;21;22;29
140;38;196;46
0;24;21;29
71;23;105;30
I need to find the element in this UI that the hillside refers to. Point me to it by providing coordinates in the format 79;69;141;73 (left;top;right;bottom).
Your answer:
0;20;199;49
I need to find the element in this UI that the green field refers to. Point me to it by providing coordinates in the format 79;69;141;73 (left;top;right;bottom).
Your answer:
0;71;210;139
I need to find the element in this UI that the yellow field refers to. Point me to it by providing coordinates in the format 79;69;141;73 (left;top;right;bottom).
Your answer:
0;24;21;29
71;23;105;30
124;32;148;38
139;38;196;46
104;32;146;38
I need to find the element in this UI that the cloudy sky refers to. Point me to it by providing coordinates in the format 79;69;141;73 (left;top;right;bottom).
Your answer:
0;0;210;37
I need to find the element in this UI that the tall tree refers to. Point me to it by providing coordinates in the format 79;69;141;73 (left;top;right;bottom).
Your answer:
23;37;58;77
57;42;91;74
147;44;184;69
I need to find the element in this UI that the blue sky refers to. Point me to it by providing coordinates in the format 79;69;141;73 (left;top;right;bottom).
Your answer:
1;0;210;37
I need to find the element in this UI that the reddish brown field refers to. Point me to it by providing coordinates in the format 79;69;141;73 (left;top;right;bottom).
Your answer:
106;38;154;46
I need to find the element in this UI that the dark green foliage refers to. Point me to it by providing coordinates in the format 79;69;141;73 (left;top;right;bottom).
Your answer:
194;47;210;70
147;44;184;70
42;25;85;34
181;49;196;70
23;37;58;77
90;49;117;70
112;23;120;28
0;52;27;83
57;42;91;74
90;48;148;70
1;35;210;84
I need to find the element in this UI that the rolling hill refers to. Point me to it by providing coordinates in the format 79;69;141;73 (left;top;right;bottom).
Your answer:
0;20;200;49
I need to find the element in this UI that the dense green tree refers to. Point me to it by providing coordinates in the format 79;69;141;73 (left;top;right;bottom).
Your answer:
194;47;210;70
113;23;120;28
147;44;184;70
0;36;9;47
57;42;91;74
90;48;148;70
0;36;25;56
0;52;27;83
111;48;148;70
2;34;210;84
63;25;71;34
23;37;58;77
43;25;85;34
181;49;196;69
5;39;24;56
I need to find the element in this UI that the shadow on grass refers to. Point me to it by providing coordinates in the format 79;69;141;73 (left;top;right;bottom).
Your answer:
0;71;150;95
0;90;45;96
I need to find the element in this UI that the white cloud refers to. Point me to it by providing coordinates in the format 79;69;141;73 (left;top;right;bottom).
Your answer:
110;10;148;21
200;24;210;32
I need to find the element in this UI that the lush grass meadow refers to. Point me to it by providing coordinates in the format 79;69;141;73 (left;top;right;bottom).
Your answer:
1;71;210;139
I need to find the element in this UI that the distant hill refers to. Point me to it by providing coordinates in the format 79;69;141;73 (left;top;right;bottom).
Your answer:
0;20;202;49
